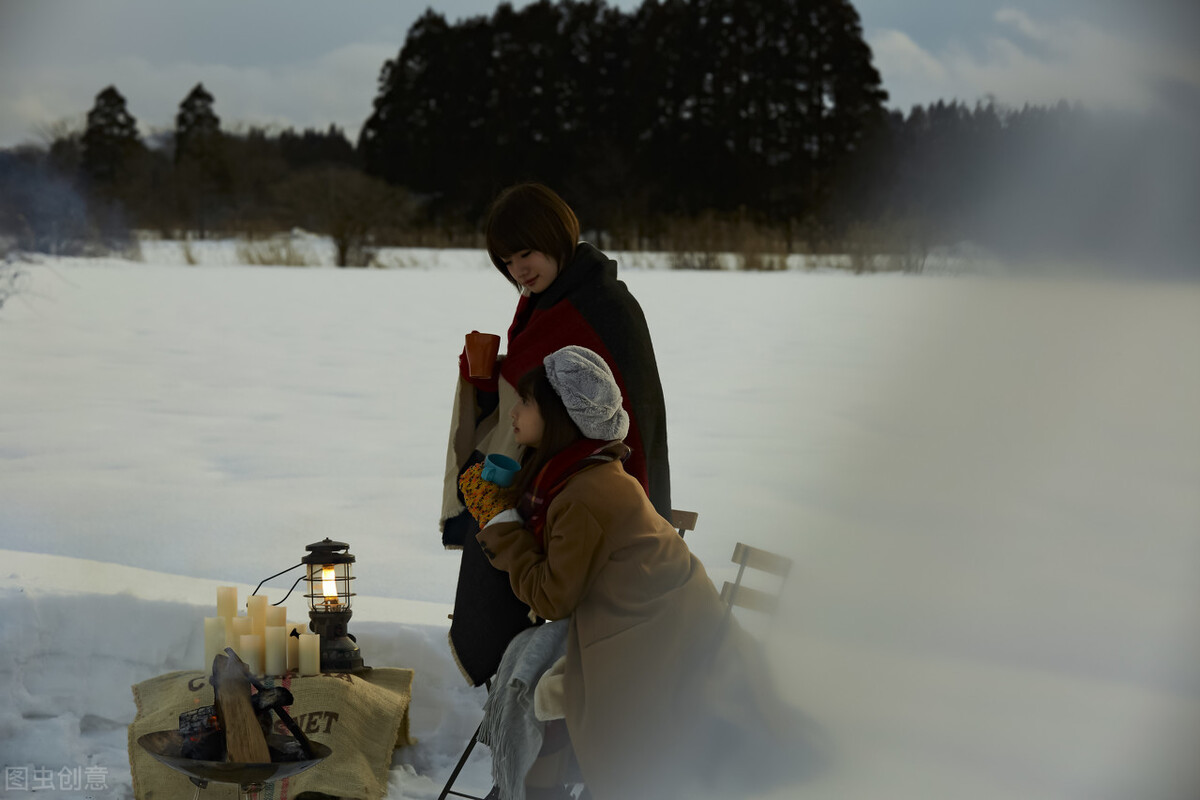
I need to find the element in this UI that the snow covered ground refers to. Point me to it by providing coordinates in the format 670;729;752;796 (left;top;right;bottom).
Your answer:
1;244;1198;799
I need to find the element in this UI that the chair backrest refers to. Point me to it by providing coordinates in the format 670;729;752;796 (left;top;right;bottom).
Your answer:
720;542;792;615
670;509;699;538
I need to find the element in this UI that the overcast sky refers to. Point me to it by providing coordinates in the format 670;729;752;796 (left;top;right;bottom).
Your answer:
0;0;1196;149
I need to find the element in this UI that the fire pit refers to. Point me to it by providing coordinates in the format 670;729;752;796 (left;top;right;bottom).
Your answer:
136;730;331;794
136;648;331;796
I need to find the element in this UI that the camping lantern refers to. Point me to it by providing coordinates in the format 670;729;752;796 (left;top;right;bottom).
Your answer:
301;538;365;673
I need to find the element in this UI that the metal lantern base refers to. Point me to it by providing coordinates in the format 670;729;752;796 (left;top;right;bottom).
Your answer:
309;609;366;673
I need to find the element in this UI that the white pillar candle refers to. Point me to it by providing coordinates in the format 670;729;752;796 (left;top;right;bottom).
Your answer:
216;586;237;618
298;632;320;676
264;626;287;676
203;617;227;670
286;622;305;672
229;616;253;653
240;634;264;675
247;595;268;639
266;605;287;628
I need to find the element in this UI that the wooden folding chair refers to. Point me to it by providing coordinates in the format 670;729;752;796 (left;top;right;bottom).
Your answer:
671;508;699;538
437;676;491;800
438;509;700;800
719;541;793;620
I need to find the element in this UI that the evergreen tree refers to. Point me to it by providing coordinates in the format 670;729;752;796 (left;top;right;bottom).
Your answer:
80;85;147;246
81;85;144;191
787;0;888;229
554;0;638;242
359;9;454;198
627;0;886;229
175;83;221;164
361;3;592;221
174;83;226;236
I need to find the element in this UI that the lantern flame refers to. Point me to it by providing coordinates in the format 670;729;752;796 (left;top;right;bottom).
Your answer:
321;565;338;605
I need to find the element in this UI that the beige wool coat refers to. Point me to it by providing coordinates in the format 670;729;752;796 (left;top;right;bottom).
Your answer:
478;457;783;800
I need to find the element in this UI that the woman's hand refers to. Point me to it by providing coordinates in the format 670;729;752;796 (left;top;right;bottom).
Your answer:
459;352;504;392
458;462;512;529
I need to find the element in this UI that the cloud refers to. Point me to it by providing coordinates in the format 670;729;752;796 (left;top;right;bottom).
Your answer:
869;30;950;89
992;8;1052;44
868;6;1200;112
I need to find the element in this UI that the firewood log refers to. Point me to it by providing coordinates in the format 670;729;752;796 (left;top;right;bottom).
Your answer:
213;654;271;763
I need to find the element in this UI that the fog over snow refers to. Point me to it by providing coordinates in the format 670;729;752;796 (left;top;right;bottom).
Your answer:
1;244;1199;799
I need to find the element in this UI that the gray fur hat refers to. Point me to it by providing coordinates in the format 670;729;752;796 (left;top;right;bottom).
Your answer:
543;345;630;441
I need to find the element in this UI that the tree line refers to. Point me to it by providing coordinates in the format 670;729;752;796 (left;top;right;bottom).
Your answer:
0;82;412;265
0;0;1164;269
359;0;887;247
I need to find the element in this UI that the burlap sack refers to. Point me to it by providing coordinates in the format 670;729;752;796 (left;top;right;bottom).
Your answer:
128;668;414;800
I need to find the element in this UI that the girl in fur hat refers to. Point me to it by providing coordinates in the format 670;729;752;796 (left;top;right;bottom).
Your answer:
459;346;804;800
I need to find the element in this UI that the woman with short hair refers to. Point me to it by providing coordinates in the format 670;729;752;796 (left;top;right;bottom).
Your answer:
440;183;672;687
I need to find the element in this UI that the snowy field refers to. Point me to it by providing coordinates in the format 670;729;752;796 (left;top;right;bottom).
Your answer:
1;243;1199;799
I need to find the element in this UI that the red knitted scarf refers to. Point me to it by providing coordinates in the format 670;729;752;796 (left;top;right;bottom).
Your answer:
518;439;630;546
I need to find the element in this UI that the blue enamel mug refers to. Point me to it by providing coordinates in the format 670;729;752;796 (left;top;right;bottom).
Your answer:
481;454;521;487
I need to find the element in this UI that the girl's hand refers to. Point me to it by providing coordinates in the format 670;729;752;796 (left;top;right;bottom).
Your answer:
458;462;512;528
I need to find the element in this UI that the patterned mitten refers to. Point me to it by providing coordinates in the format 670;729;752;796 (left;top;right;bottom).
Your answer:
458;462;512;529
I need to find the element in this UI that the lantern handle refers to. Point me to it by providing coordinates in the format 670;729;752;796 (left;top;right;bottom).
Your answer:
251;562;304;603
269;573;310;606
